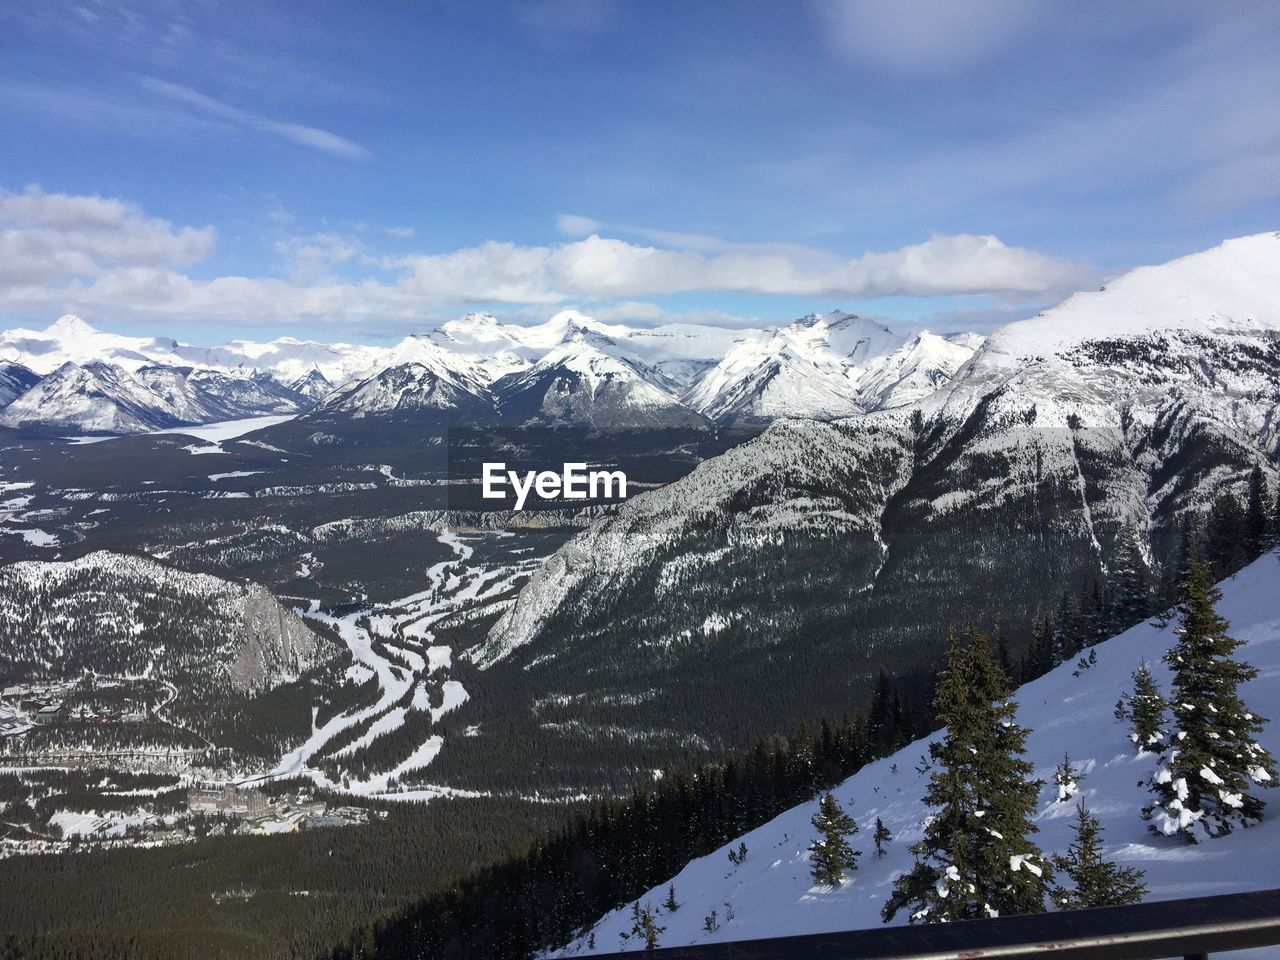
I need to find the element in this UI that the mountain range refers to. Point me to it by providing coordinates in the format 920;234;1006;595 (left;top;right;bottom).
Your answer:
455;232;1280;770
0;309;982;435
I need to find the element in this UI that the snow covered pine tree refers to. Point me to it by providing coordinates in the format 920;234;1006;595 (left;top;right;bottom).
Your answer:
1145;559;1276;840
1054;754;1082;803
808;793;860;887
883;629;1050;923
1052;803;1146;909
1116;663;1167;752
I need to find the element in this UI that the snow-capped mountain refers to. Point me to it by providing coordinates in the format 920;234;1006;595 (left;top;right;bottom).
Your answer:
853;330;982;410
0;314;381;384
0;361;195;434
553;550;1280;955
289;368;335;402
467;233;1280;758
0;309;980;434
133;366;303;422
430;310;751;389
684;312;981;423
0;359;306;435
0;314;189;375
308;359;495;422
0;360;40;408
493;336;711;431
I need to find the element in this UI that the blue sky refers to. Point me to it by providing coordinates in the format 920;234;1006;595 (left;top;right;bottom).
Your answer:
1;0;1278;345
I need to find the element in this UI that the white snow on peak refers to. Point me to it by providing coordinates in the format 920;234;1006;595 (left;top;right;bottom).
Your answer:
684;311;980;422
382;334;487;390
0;314;178;375
986;232;1280;363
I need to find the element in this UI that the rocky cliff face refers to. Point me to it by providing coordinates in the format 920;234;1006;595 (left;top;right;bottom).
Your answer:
231;584;332;692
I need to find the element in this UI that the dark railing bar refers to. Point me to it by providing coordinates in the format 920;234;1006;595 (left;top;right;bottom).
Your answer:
586;887;1280;960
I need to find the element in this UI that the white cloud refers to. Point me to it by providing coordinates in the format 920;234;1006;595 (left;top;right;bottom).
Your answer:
0;188;1090;327
385;226;415;238
273;232;363;284
813;0;1042;75
139;77;369;160
556;213;604;237
0;185;214;287
399;232;1089;301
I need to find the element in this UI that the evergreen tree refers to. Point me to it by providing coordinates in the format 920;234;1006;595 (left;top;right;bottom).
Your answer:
808;793;860;887
994;617;1014;680
1051;592;1081;666
1271;477;1280;548
1205;491;1248;578
1158;522;1199;614
872;817;892;859
868;669;893;753
1083;579;1109;646
1051;803;1146;909
1054;754;1082;804
662;884;679;912
1244;465;1270;558
883;629;1050;923
1145;560;1277;840
1115;663;1166;752
638;904;664;951
1108;527;1151;629
1027;610;1055;679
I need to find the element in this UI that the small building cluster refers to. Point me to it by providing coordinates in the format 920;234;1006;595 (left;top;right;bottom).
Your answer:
0;683;76;736
0;708;31;739
183;783;384;836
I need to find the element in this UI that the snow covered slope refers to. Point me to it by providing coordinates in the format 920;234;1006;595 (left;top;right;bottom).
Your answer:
0;314;380;384
493;336;710;431
307;358;495;422
685;312;980;423
923;232;1280;437
288;367;335;401
0;360;40;408
0;314;187;375
431;310;751;389
0;359;305;435
0;361;192;433
554;550;1280;955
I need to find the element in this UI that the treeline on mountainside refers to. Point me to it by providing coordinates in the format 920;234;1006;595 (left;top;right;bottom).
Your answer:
334;472;1280;960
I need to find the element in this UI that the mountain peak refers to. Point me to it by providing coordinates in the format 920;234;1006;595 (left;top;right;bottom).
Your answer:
986;231;1280;363
49;314;97;338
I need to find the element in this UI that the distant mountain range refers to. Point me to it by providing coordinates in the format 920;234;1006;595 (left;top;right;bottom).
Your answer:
0;309;982;435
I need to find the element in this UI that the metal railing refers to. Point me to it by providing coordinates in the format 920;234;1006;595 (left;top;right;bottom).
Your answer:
590;888;1280;960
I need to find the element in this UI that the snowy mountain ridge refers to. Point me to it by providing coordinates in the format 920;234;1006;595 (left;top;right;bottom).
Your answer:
482;232;1280;669
552;550;1280;956
0;307;982;433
